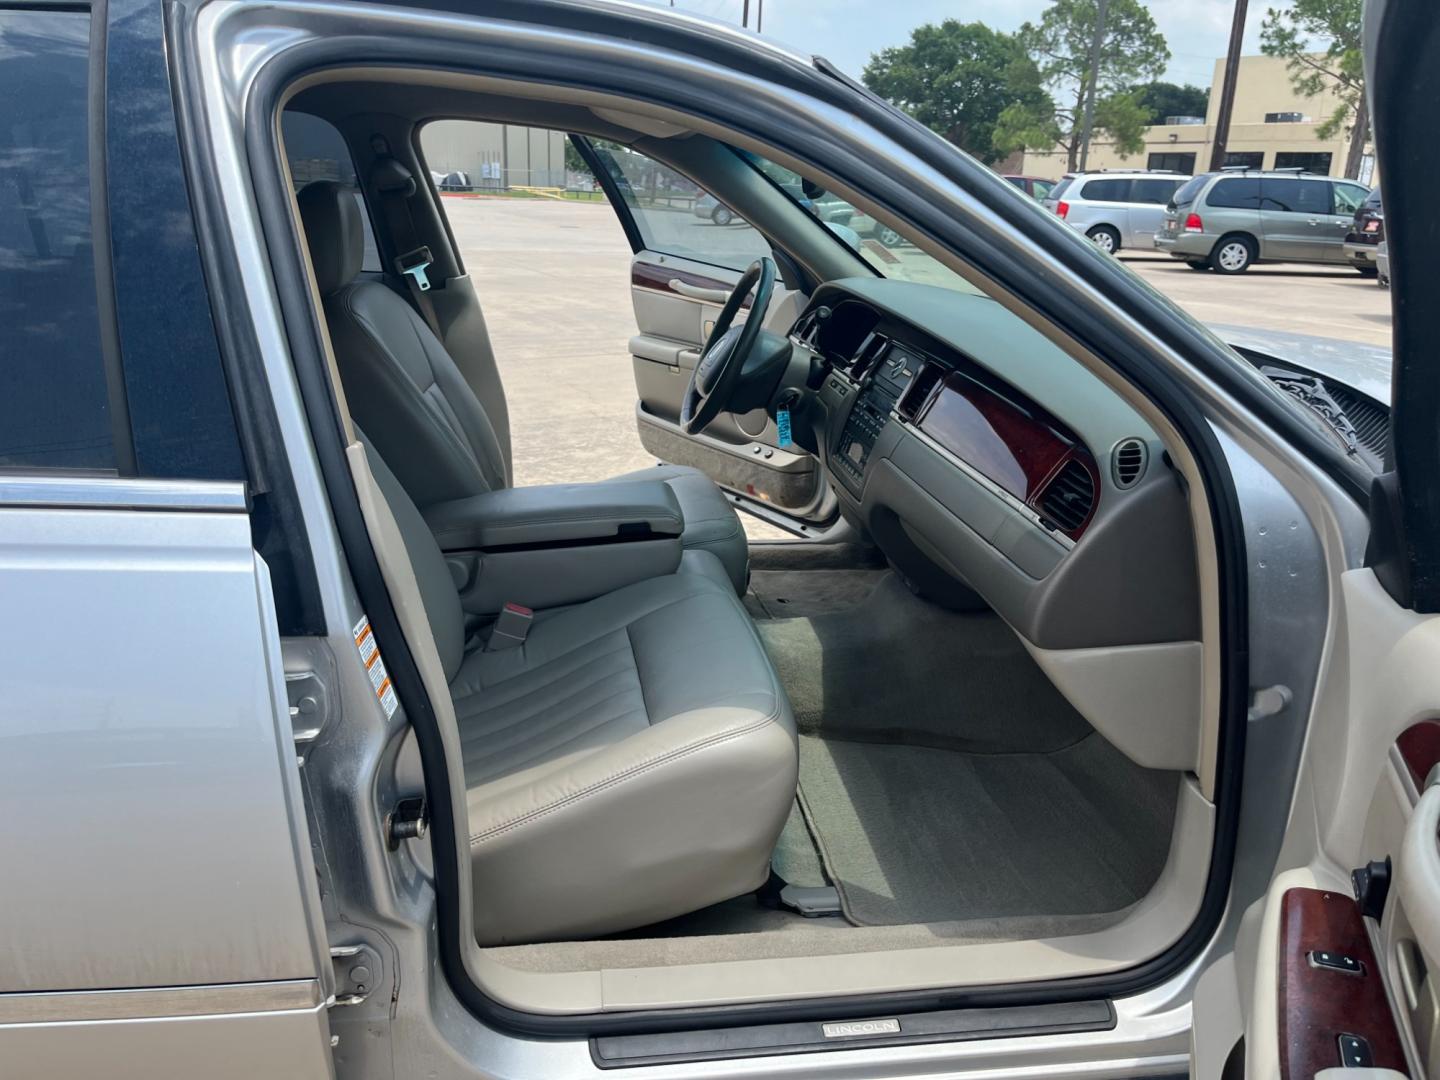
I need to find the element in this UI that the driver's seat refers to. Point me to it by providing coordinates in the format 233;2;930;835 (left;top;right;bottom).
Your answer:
298;181;749;593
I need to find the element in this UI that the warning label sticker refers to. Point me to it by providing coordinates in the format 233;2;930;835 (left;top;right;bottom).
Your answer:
353;615;399;719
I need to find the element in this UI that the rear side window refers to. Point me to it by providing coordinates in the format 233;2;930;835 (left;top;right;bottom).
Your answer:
1033;179;1055;200
0;8;117;471
1131;178;1182;205
1207;177;1262;209
1261;178;1329;214
1171;174;1211;207
282;112;381;272
1079;178;1130;202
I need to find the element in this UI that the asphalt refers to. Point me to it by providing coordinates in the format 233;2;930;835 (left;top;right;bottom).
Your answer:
443;195;1392;531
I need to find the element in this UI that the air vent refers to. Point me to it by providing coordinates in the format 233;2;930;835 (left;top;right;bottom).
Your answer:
1111;438;1149;489
1039;460;1096;534
850;333;889;379
897;363;943;420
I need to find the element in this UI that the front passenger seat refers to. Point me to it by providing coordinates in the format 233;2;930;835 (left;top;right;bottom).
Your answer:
360;432;796;944
298;180;750;593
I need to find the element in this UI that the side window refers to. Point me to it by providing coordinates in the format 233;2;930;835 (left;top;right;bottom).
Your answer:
1131;179;1182;205
1033;179;1056;200
281;112;381;272
1208;178;1262;209
0;8;117;472
585;142;771;271
1079;178;1131;202
1331;183;1368;215
1261;178;1329;214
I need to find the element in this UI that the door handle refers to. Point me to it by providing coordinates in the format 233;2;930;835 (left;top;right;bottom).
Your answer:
669;279;732;304
1306;219;1322;226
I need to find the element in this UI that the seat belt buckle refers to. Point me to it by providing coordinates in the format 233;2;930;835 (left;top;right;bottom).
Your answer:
395;246;434;291
486;602;533;651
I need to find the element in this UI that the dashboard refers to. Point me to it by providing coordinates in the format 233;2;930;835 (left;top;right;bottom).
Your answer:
789;278;1200;652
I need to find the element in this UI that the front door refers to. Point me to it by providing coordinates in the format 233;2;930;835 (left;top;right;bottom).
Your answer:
576;137;829;521
1193;0;1440;1073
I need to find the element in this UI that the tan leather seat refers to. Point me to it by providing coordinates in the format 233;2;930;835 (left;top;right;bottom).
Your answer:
364;435;797;945
299;180;749;593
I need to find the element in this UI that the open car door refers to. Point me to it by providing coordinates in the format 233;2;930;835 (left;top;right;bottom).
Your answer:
1192;1;1440;1075
574;136;829;524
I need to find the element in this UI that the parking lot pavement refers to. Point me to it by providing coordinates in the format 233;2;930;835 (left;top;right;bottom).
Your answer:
1118;252;1392;348
442;196;1391;537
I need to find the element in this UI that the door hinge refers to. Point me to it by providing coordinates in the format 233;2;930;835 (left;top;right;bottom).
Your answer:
329;943;380;1007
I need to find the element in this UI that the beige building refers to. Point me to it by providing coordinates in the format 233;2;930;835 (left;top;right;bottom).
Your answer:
421;120;570;189
1021;54;1373;182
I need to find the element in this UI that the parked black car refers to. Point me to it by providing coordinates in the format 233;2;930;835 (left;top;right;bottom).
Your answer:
1343;187;1385;274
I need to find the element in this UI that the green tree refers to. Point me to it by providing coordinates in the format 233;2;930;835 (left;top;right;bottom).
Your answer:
862;21;1052;165
1260;0;1368;179
1130;81;1210;125
1000;0;1171;171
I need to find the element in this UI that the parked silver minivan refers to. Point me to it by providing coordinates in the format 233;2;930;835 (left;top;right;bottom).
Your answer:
1040;171;1187;253
1154;169;1372;273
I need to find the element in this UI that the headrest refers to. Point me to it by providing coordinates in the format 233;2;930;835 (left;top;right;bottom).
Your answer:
297;180;363;295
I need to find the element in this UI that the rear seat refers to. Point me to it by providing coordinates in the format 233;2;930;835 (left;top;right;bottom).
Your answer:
362;434;797;945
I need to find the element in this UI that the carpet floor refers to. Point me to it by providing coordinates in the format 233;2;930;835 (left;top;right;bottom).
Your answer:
753;568;1178;928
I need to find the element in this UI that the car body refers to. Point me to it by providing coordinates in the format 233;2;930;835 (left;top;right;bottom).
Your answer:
1002;174;1057;201
3;1;1434;1078
1040;170;1187;252
691;190;735;225
1377;238;1391;286
1154;169;1373;273
1342;187;1385;273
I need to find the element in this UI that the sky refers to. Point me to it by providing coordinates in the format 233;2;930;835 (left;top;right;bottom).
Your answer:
646;0;1283;89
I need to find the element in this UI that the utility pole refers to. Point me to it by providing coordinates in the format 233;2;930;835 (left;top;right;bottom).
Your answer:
756;0;763;33
1208;0;1249;171
1077;0;1110;172
741;0;750;28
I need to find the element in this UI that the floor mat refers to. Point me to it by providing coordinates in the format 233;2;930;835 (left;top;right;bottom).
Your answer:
797;733;1178;926
747;569;886;619
755;572;1094;753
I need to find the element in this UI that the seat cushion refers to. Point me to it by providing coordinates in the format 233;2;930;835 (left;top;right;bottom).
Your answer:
606;464;749;595
452;571;796;944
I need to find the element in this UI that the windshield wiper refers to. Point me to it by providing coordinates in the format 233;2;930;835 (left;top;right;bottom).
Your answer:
1261;366;1360;456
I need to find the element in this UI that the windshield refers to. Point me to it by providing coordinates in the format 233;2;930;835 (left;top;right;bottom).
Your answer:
732;149;982;294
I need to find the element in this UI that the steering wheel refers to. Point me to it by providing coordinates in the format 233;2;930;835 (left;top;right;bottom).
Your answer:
680;256;776;435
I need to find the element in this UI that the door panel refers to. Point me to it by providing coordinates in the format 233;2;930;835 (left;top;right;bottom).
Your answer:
629;249;826;516
0;479;332;1076
1261;179;1339;262
1196;570;1440;1078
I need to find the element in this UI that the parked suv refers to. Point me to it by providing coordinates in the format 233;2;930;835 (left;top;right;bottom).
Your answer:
1342;187;1385;275
1040;171;1187;253
1155;169;1372;274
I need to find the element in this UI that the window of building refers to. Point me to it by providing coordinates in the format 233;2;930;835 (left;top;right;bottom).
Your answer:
0;8;119;472
1146;152;1196;174
1207;177;1262;209
1273;151;1333;174
1261;178;1331;214
282;112;380;271
1079;178;1131;202
1264;112;1307;124
1131;178;1184;204
1223;152;1265;170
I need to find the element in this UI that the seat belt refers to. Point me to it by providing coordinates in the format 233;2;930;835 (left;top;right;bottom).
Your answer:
370;152;444;339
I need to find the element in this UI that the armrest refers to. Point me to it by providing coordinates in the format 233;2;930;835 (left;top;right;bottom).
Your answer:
422;481;683;552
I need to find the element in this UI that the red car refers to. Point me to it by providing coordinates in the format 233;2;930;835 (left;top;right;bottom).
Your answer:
1003;174;1058;200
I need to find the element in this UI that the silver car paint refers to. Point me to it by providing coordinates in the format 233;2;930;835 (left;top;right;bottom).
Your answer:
1214;324;1392;405
72;0;1373;1076
0;477;333;1075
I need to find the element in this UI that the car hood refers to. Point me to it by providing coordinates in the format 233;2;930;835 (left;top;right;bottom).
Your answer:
1214;324;1392;406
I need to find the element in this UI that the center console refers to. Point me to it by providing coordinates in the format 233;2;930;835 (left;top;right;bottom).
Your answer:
832;336;926;493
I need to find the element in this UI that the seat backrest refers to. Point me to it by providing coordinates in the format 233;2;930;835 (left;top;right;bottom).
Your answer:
298;180;509;509
357;429;466;684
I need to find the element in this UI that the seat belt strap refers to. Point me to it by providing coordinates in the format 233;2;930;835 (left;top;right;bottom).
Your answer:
376;177;443;338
